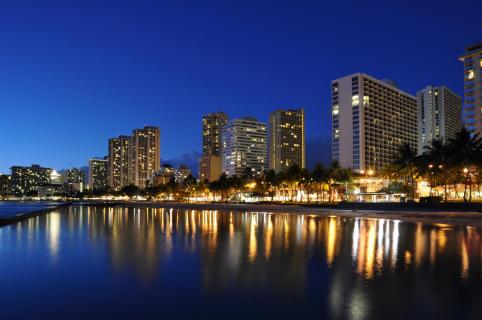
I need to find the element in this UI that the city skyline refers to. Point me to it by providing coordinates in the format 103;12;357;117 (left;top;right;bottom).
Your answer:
1;1;481;174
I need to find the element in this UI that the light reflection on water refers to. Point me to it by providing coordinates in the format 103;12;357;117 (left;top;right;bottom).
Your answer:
0;206;481;319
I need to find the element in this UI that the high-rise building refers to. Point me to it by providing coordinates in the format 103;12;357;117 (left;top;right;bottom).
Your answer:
0;174;11;197
88;159;108;191
199;112;228;182
459;42;482;134
108;135;131;190
10;164;52;196
221;117;268;177
199;156;222;182
332;73;417;174
130;126;160;188
269;108;305;172
61;168;86;193
417;86;462;154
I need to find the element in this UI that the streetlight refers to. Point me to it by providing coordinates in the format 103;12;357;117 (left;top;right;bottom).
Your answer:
428;164;434;196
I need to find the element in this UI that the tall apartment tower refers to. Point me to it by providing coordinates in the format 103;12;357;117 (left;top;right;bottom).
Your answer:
130;126;160;188
88;158;108;191
331;73;417;174
417;86;462;154
108;135;131;190
269;108;305;172
221;117;268;177
199;112;228;182
459;42;482;134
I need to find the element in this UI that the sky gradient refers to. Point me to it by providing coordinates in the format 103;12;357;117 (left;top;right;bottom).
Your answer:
1;0;481;174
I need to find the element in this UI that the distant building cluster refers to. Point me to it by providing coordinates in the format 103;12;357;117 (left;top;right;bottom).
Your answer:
199;109;306;182
0;41;480;198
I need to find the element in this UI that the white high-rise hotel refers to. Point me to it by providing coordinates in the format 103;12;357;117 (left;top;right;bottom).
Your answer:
222;117;268;176
331;73;417;174
417;86;462;154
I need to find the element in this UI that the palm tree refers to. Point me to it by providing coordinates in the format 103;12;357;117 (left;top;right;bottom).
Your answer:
422;139;450;201
311;163;329;203
285;164;302;202
448;128;482;202
392;143;419;201
264;169;279;202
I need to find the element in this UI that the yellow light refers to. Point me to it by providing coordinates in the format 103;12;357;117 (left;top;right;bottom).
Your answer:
368;169;374;176
463;168;469;174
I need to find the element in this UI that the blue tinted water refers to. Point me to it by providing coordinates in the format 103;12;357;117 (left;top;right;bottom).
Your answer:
0;201;63;219
0;205;481;319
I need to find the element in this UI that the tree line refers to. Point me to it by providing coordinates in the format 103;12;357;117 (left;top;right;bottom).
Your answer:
390;128;482;202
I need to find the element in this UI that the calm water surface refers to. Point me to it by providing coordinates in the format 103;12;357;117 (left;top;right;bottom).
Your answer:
0;205;481;319
0;201;63;219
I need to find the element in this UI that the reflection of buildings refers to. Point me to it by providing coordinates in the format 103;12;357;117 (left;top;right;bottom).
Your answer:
8;206;482;316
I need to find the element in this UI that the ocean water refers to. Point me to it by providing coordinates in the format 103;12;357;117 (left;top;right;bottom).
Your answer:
0;201;63;219
0;205;481;319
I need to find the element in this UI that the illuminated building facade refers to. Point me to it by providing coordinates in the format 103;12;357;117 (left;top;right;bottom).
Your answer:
200;112;228;182
130;126;161;188
332;73;417;173
176;165;192;183
10;164;52;196
269;108;305;172
88;158;108;191
108;135;131;190
417;86;462;154
61;168;86;193
199;155;222;182
152;164;176;186
222;117;268;176
0;174;11;197
459;42;482;134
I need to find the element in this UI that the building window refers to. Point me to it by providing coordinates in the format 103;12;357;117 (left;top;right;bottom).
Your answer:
467;70;474;80
352;95;359;107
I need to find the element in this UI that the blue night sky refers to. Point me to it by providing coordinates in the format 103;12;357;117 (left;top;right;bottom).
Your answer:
0;0;481;174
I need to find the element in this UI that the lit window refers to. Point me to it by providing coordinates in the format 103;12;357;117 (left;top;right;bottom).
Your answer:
352;95;359;106
480;59;482;68
467;70;474;79
332;105;339;115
